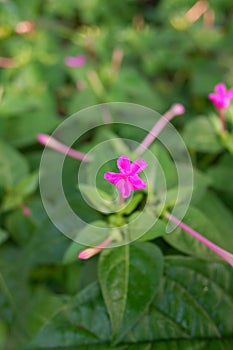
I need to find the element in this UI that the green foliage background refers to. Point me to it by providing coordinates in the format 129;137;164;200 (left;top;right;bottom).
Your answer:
0;1;233;349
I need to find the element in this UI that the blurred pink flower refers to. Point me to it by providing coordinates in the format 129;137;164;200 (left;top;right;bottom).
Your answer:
64;55;86;67
15;21;35;34
104;155;147;198
208;83;233;109
78;237;112;260
20;203;31;217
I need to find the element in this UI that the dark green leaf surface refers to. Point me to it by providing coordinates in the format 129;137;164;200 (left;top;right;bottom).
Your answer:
29;258;233;349
99;245;129;338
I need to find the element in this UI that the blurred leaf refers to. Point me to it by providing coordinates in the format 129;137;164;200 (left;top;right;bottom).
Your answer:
207;154;233;193
0;141;29;187
0;229;9;245
182;117;223;153
5;208;35;245
137;218;166;242
2;172;38;211
196;190;233;241
78;184;114;212
128;211;163;242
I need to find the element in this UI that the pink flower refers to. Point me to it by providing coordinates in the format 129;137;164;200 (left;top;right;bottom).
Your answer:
78;237;112;260
64;55;86;67
104;155;147;198
208;83;233;109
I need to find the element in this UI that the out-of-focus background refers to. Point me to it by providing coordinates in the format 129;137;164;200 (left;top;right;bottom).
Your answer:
0;1;233;349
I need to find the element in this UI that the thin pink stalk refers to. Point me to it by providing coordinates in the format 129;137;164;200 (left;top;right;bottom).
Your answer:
165;212;233;267
135;104;185;155
37;134;91;162
78;237;112;260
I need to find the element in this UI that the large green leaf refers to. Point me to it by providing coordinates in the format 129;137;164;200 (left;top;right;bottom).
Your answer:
98;245;129;338
28;258;233;349
99;242;163;342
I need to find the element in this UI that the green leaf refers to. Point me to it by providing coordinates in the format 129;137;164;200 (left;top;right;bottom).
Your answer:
207;154;233;193
99;245;129;338
0;229;9;245
99;242;163;342
0;141;29;187
78;184;115;212
128;211;164;242
137;218;166;242
29;258;233;349
126;257;233;342
2;172;38;211
119;193;143;216
28;283;111;349
163;206;233;260
5;209;35;245
196;190;233;240
182;116;223;153
150;143;177;189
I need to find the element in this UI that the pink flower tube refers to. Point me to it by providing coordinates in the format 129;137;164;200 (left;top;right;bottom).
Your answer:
166;212;233;267
135;104;185;155
37;134;91;162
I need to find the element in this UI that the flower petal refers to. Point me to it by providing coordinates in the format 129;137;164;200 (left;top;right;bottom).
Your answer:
104;172;122;185
129;175;147;190
208;94;225;109
130;158;147;175
117;155;131;174
226;88;233;99
215;83;226;95
116;178;132;198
